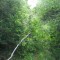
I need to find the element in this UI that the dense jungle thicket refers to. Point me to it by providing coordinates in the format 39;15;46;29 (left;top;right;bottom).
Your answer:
0;0;60;60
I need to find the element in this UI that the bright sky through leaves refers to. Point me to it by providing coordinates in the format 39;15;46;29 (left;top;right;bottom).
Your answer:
27;0;38;9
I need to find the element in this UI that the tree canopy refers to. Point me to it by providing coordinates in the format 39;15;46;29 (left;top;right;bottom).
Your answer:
0;0;60;60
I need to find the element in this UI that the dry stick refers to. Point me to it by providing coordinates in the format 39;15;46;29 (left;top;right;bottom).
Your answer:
7;33;30;60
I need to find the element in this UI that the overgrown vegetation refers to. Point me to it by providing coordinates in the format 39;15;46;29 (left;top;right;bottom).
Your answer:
0;0;60;60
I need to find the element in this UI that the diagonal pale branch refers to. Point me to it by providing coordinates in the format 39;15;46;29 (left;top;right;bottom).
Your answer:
7;33;30;60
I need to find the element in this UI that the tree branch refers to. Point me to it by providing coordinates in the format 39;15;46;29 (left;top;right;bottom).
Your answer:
7;33;30;60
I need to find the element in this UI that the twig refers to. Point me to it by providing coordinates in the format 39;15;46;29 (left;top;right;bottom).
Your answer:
7;33;30;60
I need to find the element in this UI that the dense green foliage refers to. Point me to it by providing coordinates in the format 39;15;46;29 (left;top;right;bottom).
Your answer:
0;0;60;60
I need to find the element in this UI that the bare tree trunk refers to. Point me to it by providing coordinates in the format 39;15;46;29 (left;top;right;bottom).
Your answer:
7;33;30;60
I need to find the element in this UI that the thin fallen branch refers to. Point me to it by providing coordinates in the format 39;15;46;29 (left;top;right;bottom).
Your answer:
7;33;30;60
